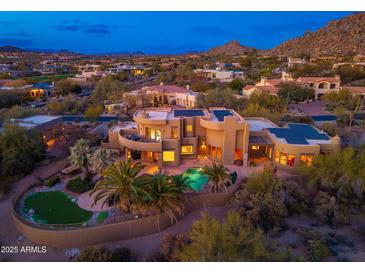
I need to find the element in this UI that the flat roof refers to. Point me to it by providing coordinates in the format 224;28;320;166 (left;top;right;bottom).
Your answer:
14;115;62;125
267;123;330;145
212;110;233;122
174;109;205;118
246;118;278;132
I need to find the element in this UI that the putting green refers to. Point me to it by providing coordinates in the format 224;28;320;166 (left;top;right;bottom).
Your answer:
23;190;93;225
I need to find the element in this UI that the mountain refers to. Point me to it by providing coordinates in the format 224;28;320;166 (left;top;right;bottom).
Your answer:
269;12;365;57
0;45;25;53
207;40;256;56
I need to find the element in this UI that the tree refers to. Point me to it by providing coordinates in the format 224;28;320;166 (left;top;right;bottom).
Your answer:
84;105;104;122
92;76;124;102
90;147;114;175
324;89;365;127
246;169;283;196
176;211;271;261
68;139;93;181
336;65;365;84
137;174;186;227
202;162;230;193
0;124;46;179
0;92;22;108
53;79;81;97
300;147;365;204
228;78;244;91
197;88;245;111
90;159;150;212
278;82;315;103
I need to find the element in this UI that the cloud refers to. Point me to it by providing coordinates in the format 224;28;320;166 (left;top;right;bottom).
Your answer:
55;20;132;36
2;30;34;38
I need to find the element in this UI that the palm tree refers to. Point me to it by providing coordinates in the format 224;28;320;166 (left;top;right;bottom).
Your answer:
203;162;230;193
90;159;150;212
69;138;93;181
138;174;186;228
90;147;114;175
170;174;193;192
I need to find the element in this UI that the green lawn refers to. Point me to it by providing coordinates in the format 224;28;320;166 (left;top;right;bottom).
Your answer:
23;190;93;225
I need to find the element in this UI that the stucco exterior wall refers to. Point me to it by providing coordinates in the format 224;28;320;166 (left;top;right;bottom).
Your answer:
12;183;240;248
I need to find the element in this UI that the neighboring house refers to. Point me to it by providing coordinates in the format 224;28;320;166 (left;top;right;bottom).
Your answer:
103;108;340;168
288;57;307;68
108;64;153;76
296;75;341;100
194;68;244;82
345;86;365;97
10;115;64;147
28;82;54;98
124;84;199;109
242;72;341;100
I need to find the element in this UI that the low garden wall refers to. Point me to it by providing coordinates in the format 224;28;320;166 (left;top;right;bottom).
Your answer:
12;182;240;248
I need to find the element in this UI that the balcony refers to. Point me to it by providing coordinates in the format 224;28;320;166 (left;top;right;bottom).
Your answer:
118;131;162;152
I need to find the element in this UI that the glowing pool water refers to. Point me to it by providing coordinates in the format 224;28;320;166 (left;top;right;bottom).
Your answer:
181;168;209;192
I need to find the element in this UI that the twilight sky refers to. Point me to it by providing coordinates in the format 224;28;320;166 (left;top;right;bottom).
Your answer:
0;11;353;54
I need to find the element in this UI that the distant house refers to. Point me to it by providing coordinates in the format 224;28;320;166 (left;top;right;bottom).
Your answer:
28;82;53;98
194;68;244;82
123;84;199;109
10;115;64;147
288;57;307;68
242;72;341;100
296;75;341;100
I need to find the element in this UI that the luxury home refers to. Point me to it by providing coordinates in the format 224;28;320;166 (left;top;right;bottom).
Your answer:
103;108;340;168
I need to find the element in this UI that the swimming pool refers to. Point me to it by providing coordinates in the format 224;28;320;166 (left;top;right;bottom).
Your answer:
22;190;93;225
182;168;209;192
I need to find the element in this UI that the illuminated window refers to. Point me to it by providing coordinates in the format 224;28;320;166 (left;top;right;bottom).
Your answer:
287;154;296;166
251;145;260;150
185;124;193;133
274;150;280;163
300;154;314;166
279;152;287;165
171;127;178;138
163;151;175;162
149;128;161;141
181;145;194;155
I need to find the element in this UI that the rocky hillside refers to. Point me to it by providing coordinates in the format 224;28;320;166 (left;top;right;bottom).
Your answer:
269;12;365;57
207;40;256;56
0;45;25;53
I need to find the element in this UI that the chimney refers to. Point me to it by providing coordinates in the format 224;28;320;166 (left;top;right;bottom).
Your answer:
186;85;190;91
260;76;268;86
334;75;341;80
160;82;164;86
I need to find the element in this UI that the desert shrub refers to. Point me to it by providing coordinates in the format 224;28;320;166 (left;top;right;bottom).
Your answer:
282;181;310;215
77;247;113;262
307;240;331;262
314;192;348;228
320;123;338;137
66;177;93;194
160;234;191;262
110;247;137;262
43;175;60;187
247;193;287;234
280;114;313;125
245;169;283;195
77;246;136;262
